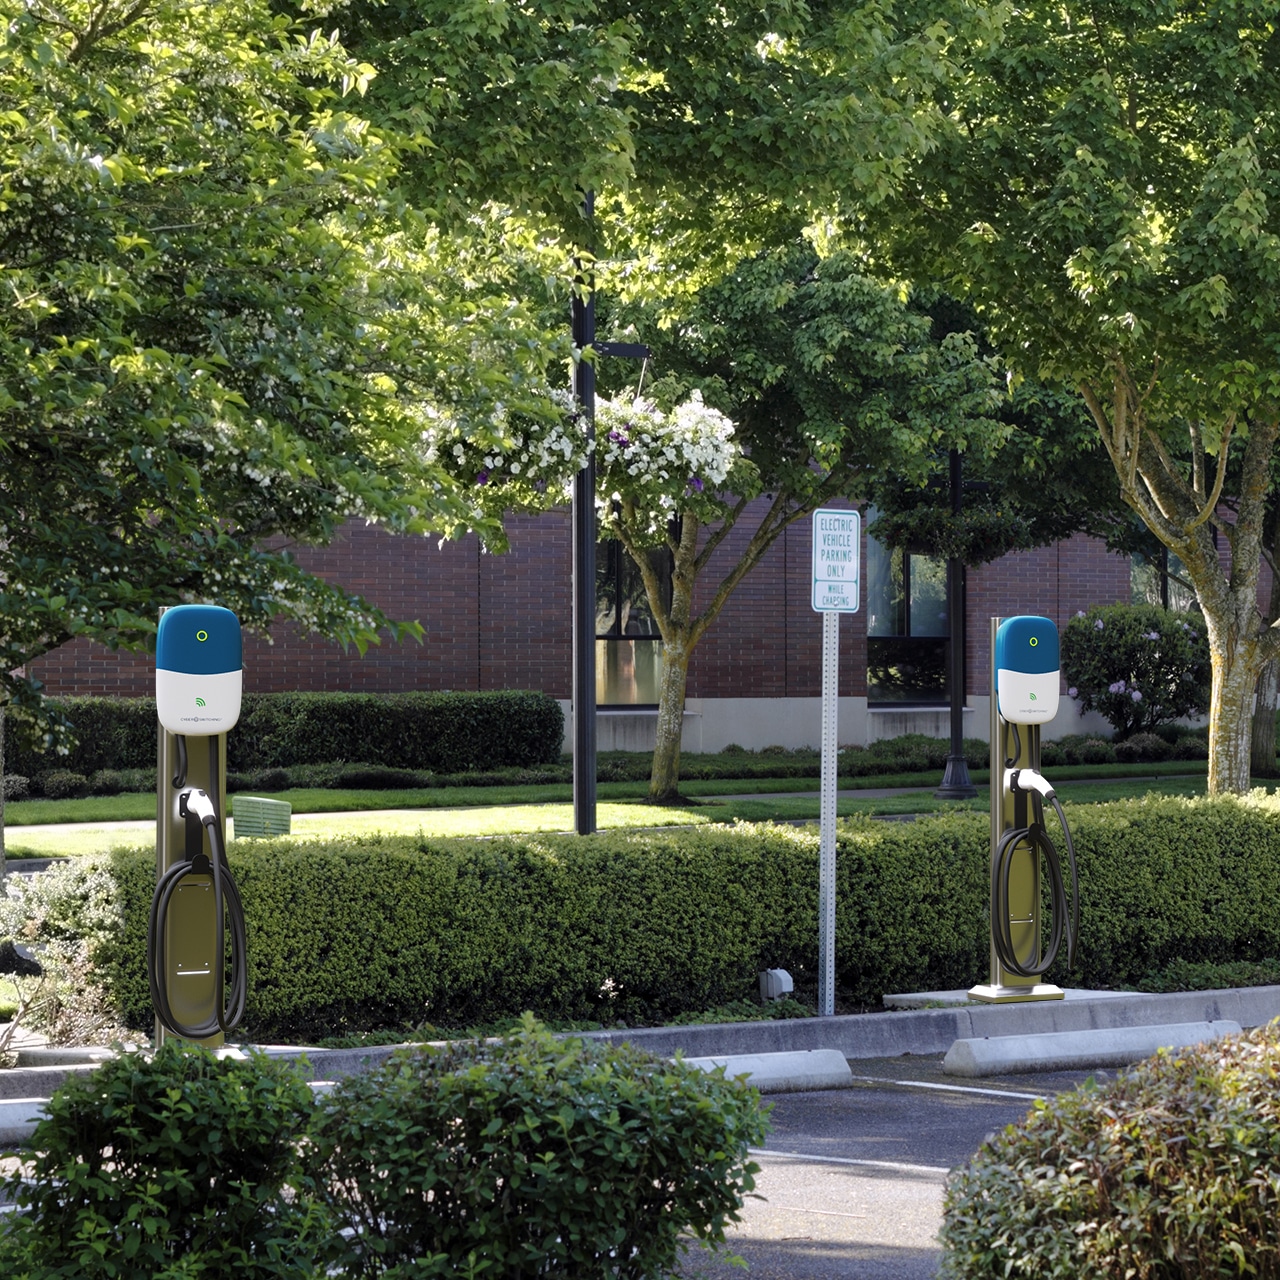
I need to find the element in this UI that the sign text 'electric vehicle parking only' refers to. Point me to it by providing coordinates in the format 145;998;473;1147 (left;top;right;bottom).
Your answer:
811;509;860;613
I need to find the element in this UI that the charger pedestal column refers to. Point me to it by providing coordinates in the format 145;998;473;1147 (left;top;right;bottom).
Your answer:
969;616;1064;1003
155;725;228;1047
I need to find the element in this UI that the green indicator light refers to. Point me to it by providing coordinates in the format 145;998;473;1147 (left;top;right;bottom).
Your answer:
196;630;208;642
1029;636;1038;647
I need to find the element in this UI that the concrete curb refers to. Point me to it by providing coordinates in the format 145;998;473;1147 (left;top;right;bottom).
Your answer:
683;1049;853;1093
1;986;1277;1104
943;1020;1242;1078
583;985;1280;1061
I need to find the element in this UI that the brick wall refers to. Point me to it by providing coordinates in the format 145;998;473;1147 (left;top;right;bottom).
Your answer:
28;510;1130;704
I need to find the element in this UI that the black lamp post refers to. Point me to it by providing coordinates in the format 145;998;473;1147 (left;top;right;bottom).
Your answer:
569;192;649;834
935;448;978;799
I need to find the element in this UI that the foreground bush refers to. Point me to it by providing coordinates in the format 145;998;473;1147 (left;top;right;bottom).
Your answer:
0;1044;326;1279
0;1028;764;1280
940;1022;1280;1278
313;1016;767;1278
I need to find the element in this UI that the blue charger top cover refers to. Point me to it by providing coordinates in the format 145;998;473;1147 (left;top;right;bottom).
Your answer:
995;615;1059;674
156;604;242;675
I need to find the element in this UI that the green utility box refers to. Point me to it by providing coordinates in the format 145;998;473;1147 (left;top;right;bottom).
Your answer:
232;795;292;839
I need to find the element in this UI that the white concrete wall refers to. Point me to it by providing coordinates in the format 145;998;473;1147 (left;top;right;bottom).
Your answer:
559;696;1120;754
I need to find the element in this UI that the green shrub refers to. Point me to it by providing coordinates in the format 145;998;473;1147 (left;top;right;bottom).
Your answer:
36;769;90;800
9;690;564;777
35;793;1280;1039
1057;734;1117;765
1112;732;1171;763
0;1043;328;1279
311;1015;767;1279
249;766;293;792
88;768;126;796
1170;734;1209;760
3;773;29;801
330;764;432;790
6;697;159;777
1062;604;1211;736
231;689;564;772
101;824;842;1037
1135;955;1280;992
940;1022;1280;1278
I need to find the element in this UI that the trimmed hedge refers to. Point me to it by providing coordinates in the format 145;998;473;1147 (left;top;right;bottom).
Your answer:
38;792;1274;1039
8;690;564;776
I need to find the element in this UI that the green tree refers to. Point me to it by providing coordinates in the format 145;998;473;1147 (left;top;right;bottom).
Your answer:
330;0;984;241
437;242;1003;800
871;1;1280;794
0;0;569;740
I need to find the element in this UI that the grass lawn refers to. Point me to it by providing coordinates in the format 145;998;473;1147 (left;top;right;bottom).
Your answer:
4;775;1219;860
4;758;1209;827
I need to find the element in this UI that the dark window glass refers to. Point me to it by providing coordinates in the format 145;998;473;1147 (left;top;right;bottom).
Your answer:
866;513;950;704
596;541;668;704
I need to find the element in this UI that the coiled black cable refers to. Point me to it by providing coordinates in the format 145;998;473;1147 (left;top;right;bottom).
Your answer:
992;784;1079;979
148;789;247;1039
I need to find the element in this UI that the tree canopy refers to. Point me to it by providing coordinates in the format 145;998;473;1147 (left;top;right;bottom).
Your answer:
869;0;1280;792
0;0;567;736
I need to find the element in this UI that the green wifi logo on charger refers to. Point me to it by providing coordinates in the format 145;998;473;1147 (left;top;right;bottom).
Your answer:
196;697;207;707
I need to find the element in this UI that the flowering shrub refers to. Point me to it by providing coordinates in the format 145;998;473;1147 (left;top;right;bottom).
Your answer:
1062;604;1211;737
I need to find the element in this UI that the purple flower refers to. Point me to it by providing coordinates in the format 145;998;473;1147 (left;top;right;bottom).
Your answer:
608;430;630;449
687;476;704;493
1094;619;1104;630
1145;631;1160;641
534;478;547;493
1130;689;1142;702
1067;687;1078;698
1108;680;1126;694
1076;610;1086;617
476;470;489;486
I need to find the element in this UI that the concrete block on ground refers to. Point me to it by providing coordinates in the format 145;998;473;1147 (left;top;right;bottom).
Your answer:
0;1098;48;1147
681;1048;853;1093
944;1020;1242;1078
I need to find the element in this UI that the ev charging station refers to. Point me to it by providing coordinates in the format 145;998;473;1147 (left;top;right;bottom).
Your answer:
148;604;248;1046
969;615;1079;1003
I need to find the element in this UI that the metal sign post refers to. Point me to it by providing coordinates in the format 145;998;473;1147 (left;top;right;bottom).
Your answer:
811;508;860;1016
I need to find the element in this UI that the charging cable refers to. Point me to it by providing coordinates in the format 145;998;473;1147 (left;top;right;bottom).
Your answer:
147;777;247;1039
992;742;1079;979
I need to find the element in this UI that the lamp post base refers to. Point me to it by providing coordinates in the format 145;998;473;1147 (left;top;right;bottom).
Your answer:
935;754;979;799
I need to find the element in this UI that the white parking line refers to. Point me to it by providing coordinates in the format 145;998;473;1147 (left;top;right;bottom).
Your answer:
851;1075;1045;1102
754;1148;950;1177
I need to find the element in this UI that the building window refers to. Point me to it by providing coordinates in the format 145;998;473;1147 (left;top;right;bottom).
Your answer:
1131;547;1197;612
596;540;668;704
866;518;950;704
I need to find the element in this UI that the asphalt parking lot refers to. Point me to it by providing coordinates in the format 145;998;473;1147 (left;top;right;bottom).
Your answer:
678;1055;1108;1280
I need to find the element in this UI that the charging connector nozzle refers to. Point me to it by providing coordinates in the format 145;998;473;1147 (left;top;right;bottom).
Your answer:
1007;768;1057;801
177;788;219;827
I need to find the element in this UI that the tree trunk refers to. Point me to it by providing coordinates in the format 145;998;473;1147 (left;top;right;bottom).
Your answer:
1252;659;1280;778
649;637;691;802
1206;624;1259;795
